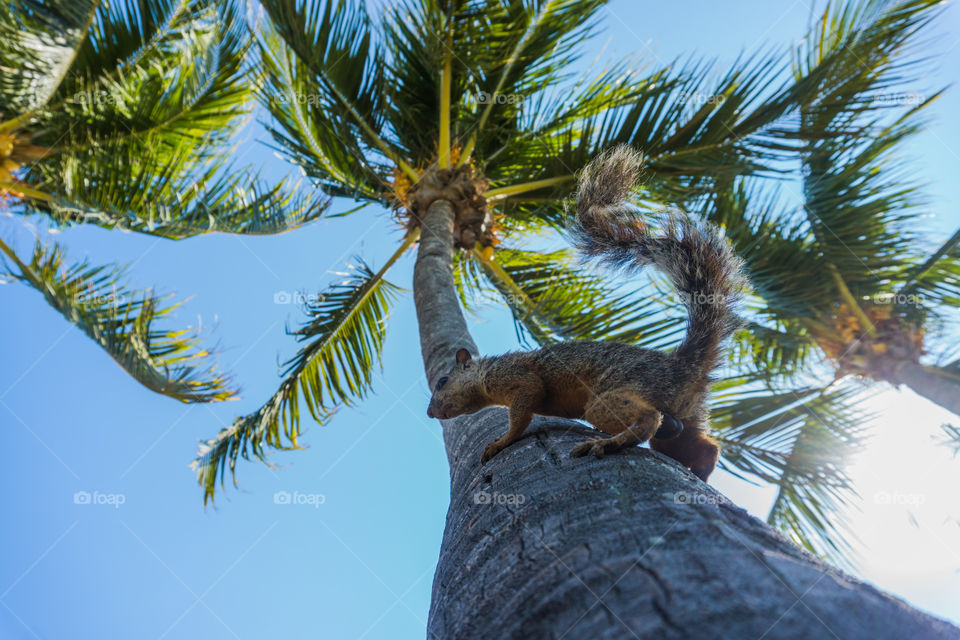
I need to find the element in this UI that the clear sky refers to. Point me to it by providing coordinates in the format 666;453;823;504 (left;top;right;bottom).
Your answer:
2;2;959;639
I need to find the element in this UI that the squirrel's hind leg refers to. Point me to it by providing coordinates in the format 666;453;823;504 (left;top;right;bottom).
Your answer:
572;389;660;459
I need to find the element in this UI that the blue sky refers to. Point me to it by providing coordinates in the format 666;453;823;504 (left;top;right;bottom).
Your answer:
2;1;959;638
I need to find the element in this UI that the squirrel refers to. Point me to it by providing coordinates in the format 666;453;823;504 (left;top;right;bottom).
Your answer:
426;145;746;481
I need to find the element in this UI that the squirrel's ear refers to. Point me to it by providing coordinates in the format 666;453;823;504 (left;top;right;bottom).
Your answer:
455;348;472;365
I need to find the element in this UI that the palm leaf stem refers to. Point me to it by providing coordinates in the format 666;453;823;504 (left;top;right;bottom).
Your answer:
472;246;538;321
457;0;560;168
0;181;53;201
828;263;877;338
486;174;574;199
438;33;452;168
2;0;103;132
899;225;960;296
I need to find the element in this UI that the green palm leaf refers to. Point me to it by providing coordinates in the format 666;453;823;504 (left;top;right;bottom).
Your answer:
258;26;389;201
382;0;610;165
259;0;415;196
730;319;816;382
0;0;100;119
193;249;407;503
25;148;329;239
899;225;960;310
34;2;245;155
484;45;851;210
700;179;825;317
937;423;960;457
712;379;868;561
460;246;686;348
792;0;944;301
0;237;234;402
4;0;326;237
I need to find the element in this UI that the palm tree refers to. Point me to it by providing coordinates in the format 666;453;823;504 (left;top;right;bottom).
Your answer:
0;0;327;401
709;0;960;413
171;0;960;627
191;0;958;559
697;0;960;557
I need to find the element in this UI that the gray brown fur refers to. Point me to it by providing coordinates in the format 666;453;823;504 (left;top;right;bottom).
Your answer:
427;146;747;481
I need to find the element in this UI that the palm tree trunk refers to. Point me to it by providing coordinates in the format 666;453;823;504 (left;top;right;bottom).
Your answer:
891;362;960;418
413;198;477;386
413;201;960;639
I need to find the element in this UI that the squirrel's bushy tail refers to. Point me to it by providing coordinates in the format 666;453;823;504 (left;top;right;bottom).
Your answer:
571;145;745;381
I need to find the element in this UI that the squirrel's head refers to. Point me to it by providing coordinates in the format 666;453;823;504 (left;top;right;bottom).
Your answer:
427;348;487;420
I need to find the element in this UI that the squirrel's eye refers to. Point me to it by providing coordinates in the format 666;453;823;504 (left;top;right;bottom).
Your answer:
436;376;449;390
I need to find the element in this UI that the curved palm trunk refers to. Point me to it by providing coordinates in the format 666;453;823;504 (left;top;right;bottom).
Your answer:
891;363;960;418
413;202;959;639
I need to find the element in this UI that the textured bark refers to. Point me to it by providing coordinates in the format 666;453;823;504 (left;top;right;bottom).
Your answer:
426;415;960;639
413;198;477;386
891;362;960;417
412;197;960;640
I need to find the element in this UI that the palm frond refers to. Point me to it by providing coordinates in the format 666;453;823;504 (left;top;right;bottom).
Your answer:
460;246;685;348
800;98;935;295
491;44;852;211
794;0;944;297
1;0;330;237
382;0;610;165
0;0;100;120
702;179;825;318
259;0;416;193
193;250;407;503
935;423;960;457
258;25;389;201
794;0;941;121
898;225;960;309
22;150;330;238
0;237;234;402
730;318;816;382
27;0;247;160
712;379;868;562
479;57;651;185
484;0;943;221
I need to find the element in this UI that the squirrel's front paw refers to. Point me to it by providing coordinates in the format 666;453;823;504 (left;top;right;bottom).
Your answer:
481;439;505;464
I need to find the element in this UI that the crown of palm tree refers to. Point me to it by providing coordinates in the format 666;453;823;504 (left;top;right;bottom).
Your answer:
0;0;330;401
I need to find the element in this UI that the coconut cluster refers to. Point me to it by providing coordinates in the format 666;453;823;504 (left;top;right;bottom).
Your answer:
816;302;925;381
0;132;47;200
404;164;493;251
